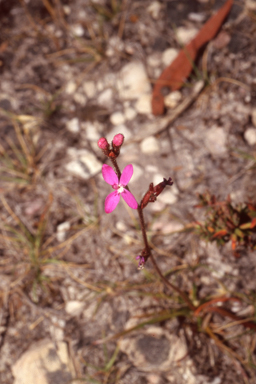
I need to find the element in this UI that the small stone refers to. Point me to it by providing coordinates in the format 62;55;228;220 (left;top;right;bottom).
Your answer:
164;91;182;109
188;12;206;22
124;107;137;120
244;127;256;146
98;88;113;106
65;301;85;316
162;221;184;234
158;190;178;205
65;161;89;179
110;111;125;125
65;80;76;95
124;44;134;55
135;94;152;114
246;0;256;11
117;61;151;100
116;221;128;232
71;24;84;37
66;148;102;179
252;108;256;127
145;165;158;173
103;73;116;87
66;117;80;133
162;48;179;67
205;127;227;156
106;125;131;142
73;93;87;105
106;36;124;57
63;5;71;14
57;222;70;242
176;27;198;45
140;136;160;154
83;81;96;98
213;31;231;49
97;81;104;92
147;1;162;19
150;200;166;212
82;121;101;141
147;52;162;68
12;340;73;384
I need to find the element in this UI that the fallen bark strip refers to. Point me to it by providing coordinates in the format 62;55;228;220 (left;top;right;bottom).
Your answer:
152;0;233;115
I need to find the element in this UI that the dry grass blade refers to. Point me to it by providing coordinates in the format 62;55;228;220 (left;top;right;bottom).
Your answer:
94;309;188;345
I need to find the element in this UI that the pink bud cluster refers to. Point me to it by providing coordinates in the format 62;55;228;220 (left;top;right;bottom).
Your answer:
97;134;124;158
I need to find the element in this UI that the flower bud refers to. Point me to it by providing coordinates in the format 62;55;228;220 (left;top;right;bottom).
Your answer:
112;133;124;147
98;137;109;150
153;177;173;196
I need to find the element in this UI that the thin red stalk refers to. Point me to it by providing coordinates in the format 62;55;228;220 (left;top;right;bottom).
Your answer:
110;156;195;310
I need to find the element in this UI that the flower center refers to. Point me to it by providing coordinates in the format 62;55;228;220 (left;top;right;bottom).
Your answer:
117;185;124;194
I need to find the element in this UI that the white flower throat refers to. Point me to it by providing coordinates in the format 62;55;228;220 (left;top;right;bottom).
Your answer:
117;185;124;194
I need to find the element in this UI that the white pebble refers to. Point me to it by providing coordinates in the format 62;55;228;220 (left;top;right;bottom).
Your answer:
98;88;113;106
244;127;256;146
97;81;104;92
74;93;87;106
71;24;84;37
66;148;102;179
106;36;124;57
110;111;125;125
135;94;152;114
158;190;178;205
176;27;198;45
116;221;127;232
66;161;89;179
145;165;158;173
65;301;85;316
140;136;160;154
82;121;101;141
66;117;80;133
147;1;162;19
205;127;227;156
57;222;70;242
162;48;179;67
83;81;96;98
117;61;151;100
147;52;162;68
246;0;256;11
164;91;182;109
124;107;137;121
63;5;71;14
65;80;76;95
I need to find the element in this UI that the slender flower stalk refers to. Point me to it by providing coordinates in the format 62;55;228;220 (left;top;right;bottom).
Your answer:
99;133;195;309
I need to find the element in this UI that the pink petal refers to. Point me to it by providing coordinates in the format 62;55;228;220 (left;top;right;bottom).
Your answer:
105;191;120;213
120;164;133;186
121;189;138;209
102;164;118;186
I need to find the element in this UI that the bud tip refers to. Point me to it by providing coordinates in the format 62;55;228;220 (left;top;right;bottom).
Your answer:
98;137;109;150
113;133;124;147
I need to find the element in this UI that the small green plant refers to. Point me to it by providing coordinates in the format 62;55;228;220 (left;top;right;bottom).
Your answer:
195;191;256;257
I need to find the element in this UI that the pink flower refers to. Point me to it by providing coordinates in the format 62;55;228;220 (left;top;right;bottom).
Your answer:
136;255;145;270
102;164;138;213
